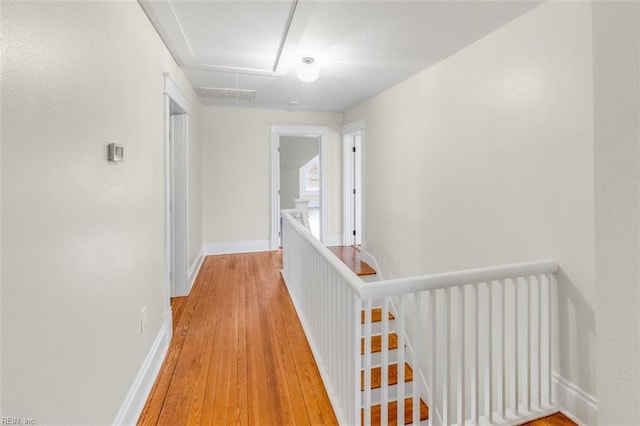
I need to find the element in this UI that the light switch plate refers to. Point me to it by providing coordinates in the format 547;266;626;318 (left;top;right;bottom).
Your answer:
108;143;124;162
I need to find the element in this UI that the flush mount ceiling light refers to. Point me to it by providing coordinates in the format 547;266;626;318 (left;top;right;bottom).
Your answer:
297;57;319;83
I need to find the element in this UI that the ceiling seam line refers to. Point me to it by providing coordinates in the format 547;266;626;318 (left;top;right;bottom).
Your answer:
167;0;196;60
272;0;299;73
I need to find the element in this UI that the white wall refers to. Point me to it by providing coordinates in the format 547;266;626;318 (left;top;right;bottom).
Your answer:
280;136;319;210
593;2;640;424
345;0;596;399
202;106;343;244
0;1;202;423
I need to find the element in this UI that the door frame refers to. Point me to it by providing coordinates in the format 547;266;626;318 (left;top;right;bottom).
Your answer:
163;73;190;304
342;120;365;246
271;124;328;249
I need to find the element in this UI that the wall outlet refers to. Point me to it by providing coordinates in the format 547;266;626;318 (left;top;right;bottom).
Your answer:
140;307;147;334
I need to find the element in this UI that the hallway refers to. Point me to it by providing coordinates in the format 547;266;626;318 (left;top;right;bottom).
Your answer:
138;252;337;425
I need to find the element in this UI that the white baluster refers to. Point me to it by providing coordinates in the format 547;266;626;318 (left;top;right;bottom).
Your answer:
537;274;542;410
354;295;362;426
398;295;406;425
511;277;519;417
427;290;436;426
499;280;506;420
382;297;389;426
414;292;423;426
485;282;493;423
364;299;372;426
443;288;450;426
525;276;531;414
546;273;553;407
457;286;465;425
471;284;479;425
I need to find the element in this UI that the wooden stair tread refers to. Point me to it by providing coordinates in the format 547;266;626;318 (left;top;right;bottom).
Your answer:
361;363;413;391
361;397;429;425
361;308;395;324
328;246;377;276
361;333;399;354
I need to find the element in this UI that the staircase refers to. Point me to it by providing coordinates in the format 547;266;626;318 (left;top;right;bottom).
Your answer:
281;209;559;426
360;307;429;425
328;245;429;425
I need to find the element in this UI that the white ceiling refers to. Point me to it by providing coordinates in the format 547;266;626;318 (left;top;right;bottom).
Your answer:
139;0;542;112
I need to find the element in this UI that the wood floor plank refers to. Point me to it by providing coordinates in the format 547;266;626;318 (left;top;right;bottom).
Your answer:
261;260;307;425
184;260;225;425
519;412;577;426
157;258;221;425
171;297;188;330
138;260;214;426
198;260;230;425
138;251;336;426
231;254;249;425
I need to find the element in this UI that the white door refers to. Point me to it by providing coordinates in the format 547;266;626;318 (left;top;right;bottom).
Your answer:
352;133;362;245
343;131;363;246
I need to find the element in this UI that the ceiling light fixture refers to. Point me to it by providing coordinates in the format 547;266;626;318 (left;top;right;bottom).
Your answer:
297;57;319;83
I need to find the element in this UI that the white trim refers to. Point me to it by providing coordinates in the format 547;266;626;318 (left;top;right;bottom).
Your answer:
204;240;272;255
270;125;329;249
319;133;329;243
113;312;172;426
163;72;190;114
187;246;204;293
270;132;280;250
169;113;189;297
272;124;328;136
342;119;366;135
552;373;597;426
342;121;365;246
342;135;352;246
163;73;192;305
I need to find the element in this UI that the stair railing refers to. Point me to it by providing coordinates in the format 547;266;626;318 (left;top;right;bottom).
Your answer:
281;209;559;426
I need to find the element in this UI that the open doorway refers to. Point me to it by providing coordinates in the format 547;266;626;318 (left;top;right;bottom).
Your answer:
271;125;328;249
164;74;190;303
279;136;320;239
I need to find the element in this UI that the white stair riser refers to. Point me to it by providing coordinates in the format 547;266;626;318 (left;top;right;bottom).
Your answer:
361;382;415;405
361;320;396;335
361;349;400;367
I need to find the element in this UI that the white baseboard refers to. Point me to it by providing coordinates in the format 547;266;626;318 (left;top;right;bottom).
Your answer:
553;372;597;425
113;312;172;426
187;247;204;292
204;239;271;255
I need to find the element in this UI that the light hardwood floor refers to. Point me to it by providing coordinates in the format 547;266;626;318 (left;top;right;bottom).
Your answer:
520;412;577;426
138;251;338;425
139;251;575;426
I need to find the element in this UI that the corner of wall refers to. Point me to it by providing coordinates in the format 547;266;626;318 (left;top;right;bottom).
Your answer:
553;373;597;425
187;246;205;293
